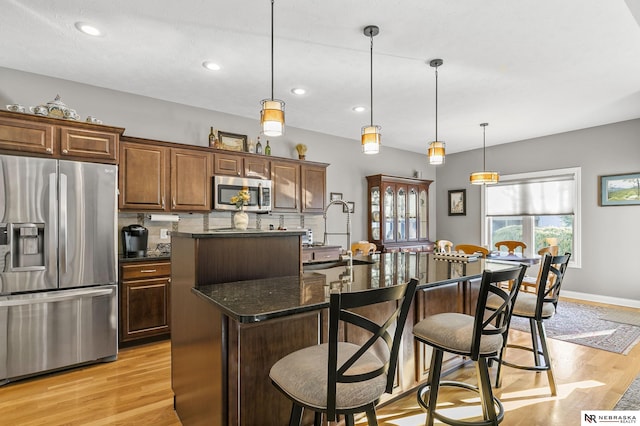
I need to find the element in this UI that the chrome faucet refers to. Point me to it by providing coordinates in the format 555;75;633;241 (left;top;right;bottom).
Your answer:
323;199;352;276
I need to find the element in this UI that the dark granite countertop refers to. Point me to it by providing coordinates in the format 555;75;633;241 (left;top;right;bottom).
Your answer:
119;253;171;263
192;253;520;324
172;229;306;238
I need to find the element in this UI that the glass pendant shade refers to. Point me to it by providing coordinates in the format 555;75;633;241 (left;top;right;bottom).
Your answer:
470;171;499;185
361;125;381;154
260;99;285;137
427;140;445;165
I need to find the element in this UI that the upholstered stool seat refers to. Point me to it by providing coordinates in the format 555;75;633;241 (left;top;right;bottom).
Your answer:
486;253;571;396
270;342;387;412
413;266;527;426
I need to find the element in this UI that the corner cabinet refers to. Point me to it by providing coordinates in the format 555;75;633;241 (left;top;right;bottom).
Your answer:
366;174;434;253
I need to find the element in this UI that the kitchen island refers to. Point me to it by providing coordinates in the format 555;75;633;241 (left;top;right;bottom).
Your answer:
171;232;519;425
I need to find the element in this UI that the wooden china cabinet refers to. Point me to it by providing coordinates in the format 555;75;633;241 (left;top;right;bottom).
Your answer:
366;174;434;253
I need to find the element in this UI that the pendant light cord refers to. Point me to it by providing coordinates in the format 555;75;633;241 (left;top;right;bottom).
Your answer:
369;32;374;126
270;0;274;100
434;65;438;141
481;123;488;172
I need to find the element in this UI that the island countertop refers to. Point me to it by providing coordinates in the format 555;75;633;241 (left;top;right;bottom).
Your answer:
171;228;306;238
192;252;520;323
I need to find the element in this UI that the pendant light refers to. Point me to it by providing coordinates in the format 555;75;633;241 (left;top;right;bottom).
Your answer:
427;59;445;165
470;123;500;184
260;0;285;137
361;25;381;154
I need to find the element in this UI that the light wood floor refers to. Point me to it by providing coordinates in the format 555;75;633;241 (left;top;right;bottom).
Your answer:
0;299;638;425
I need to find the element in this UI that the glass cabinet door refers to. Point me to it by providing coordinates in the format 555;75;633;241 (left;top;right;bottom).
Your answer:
396;186;406;241
419;189;428;239
408;187;418;240
383;185;395;241
370;186;381;241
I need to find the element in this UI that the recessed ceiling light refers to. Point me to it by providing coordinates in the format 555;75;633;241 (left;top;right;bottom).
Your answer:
74;22;102;37
202;61;221;71
352;106;366;113
291;88;306;95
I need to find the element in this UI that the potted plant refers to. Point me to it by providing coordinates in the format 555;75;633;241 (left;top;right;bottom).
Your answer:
230;189;250;230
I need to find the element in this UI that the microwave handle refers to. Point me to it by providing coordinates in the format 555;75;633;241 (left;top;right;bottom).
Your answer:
258;182;263;209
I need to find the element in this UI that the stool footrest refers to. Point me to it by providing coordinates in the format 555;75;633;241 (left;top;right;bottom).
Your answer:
416;380;505;426
495;344;551;372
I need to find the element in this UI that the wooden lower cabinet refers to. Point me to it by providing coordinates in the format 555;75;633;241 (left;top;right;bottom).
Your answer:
119;260;171;344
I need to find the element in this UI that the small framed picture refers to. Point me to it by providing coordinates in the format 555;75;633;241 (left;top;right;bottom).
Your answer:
218;131;248;152
330;192;343;201
599;172;640;206
448;189;466;216
343;201;355;213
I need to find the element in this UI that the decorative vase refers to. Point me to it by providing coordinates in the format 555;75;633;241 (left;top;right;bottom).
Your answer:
233;210;249;230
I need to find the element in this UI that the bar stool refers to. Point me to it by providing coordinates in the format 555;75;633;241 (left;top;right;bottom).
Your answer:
413;265;527;426
487;253;571;396
270;279;418;425
454;244;490;258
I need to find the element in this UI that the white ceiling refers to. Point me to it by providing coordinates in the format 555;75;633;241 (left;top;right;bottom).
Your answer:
2;0;640;154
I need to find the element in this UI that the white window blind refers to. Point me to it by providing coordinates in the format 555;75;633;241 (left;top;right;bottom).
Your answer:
486;174;576;216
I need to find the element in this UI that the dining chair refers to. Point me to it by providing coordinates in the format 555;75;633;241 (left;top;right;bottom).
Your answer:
494;240;526;255
351;241;377;256
269;278;418;425
454;244;490;257
521;245;559;293
435;239;453;253
487;253;571;396
413;265;527;426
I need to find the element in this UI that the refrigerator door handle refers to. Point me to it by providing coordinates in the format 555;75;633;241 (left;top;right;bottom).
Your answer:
0;287;114;308
48;173;57;274
59;173;67;274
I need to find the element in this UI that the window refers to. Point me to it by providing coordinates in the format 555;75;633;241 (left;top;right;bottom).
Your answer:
482;167;581;267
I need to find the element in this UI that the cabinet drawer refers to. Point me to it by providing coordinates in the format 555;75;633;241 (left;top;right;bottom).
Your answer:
121;261;171;280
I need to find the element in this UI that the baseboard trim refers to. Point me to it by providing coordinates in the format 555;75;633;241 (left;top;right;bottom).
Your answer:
561;290;640;309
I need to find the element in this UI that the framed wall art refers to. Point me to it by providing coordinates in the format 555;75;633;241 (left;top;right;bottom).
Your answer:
448;189;466;216
330;192;343;201
600;172;640;206
343;201;355;213
217;131;248;152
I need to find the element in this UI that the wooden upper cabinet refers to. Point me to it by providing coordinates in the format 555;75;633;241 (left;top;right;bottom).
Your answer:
271;160;300;212
301;164;326;213
0;111;123;163
244;156;270;179
59;127;118;162
119;141;168;211
170;148;212;211
214;152;242;176
0;115;55;156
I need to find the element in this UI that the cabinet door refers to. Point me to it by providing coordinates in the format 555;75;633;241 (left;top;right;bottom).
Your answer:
396;185;407;242
120;277;171;342
59;127;118;163
214;152;242;176
0;116;55;156
369;185;381;243
119;142;168;210
271;160;300;211
171;148;212;211
244;156;270;179
383;185;395;243
301;164;326;213
407;186;418;240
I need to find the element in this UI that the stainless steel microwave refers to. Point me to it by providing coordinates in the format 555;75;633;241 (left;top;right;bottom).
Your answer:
213;176;272;212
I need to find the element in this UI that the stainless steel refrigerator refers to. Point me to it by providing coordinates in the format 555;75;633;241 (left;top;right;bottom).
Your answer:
0;154;118;384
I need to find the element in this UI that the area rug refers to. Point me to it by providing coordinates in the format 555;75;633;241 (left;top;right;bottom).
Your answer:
599;310;640;327
614;373;640;410
509;300;640;355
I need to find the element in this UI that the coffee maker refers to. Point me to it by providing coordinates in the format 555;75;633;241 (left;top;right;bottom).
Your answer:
121;225;148;258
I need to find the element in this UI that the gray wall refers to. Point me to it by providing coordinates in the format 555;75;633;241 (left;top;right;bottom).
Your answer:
0;66;438;247
436;119;640;305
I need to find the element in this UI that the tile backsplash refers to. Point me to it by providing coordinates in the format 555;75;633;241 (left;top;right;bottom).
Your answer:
117;211;324;256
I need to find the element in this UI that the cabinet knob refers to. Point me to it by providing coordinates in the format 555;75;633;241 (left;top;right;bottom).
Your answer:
62;149;68;154
46;147;52;153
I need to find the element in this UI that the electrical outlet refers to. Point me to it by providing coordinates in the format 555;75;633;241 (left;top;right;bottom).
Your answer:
160;228;169;239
